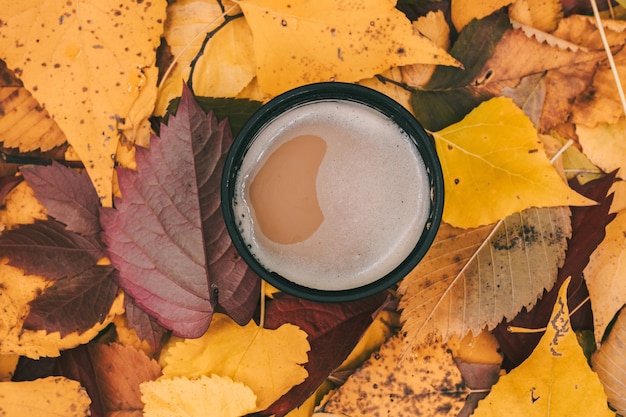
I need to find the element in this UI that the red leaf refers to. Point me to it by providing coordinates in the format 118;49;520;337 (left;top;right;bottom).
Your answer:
24;265;119;337
0;219;105;279
124;296;168;349
100;85;259;338
0;174;22;203
262;292;389;416
494;172;617;369
20;161;101;236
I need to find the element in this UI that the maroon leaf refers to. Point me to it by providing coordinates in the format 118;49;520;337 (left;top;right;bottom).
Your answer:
0;174;22;203
100;85;259;338
24;265;119;336
0;219;105;279
20;161;101;236
494;172;617;369
124;296;169;349
262;291;389;416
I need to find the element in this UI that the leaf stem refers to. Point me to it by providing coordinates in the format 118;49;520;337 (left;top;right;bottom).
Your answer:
589;0;626;118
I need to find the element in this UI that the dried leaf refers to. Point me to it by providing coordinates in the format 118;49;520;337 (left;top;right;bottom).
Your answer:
399;206;570;347
577;118;626;179
101;85;260;338
160;313;309;410
90;343;162;416
141;375;258;417
584;210;626;344
156;0;256;115
433;97;593;228
323;333;468;416
451;0;514;31
501;73;546;127
592;308;626;414
0;0;167;205
238;0;460;96
0;60;66;152
21;162;101;235
23;266;119;337
0;376;91;417
262;292;389;416
0;219;105;279
509;0;563;32
471;279;615;417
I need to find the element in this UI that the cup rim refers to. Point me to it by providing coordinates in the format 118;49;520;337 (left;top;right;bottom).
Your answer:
221;82;444;302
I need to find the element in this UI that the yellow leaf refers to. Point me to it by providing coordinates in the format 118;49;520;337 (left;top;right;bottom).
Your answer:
451;0;514;31
592;307;626;415
583;210;626;345
141;374;257;417
577;119;626;180
323;333;468;416
0;376;91;417
237;0;460;96
156;0;256;115
160;313;309;410
0;354;18;382
0;0;166;206
472;278;615;417
433;97;594;228
509;0;563;32
609;180;626;214
0;181;48;230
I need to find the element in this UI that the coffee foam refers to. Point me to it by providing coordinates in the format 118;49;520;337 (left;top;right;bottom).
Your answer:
234;100;431;291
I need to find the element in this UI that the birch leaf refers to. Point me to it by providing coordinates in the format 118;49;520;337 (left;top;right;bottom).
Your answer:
433;97;594;228
577;118;626;180
0;0;167;206
0;376;91;417
592;308;626;415
472;279;615;417
141;375;258;417
399;206;571;348
583;210;626;344
160;313;309;410
238;0;460;96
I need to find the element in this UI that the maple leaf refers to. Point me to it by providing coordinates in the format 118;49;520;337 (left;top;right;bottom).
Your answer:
262;292;389;416
0;0;167;206
0;219;105;279
471;279;615;417
20;162;101;236
101;85;260;338
238;0;460;96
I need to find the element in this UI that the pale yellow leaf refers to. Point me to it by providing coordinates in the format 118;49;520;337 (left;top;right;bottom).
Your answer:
399;206;571;347
141;375;257;417
583;210;626;345
509;0;563;32
156;0;256;115
357;68;411;112
0;376;91;417
592;307;626;414
451;0;514;31
237;0;460;96
160;313;309;410
609;180;626;213
577;118;626;180
323;333;468;416
433;97;594;228
0;0;167;206
472;279;615;417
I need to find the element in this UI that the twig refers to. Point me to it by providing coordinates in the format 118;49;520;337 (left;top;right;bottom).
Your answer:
589;0;626;118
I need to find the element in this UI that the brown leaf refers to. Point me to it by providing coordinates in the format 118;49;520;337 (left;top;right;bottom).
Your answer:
90;343;162;416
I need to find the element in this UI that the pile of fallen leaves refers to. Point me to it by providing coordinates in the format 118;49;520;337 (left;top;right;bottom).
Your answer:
1;0;626;416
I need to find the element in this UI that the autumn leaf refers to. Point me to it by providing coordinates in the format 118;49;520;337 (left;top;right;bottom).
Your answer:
0;0;167;205
262;292;389;416
451;0;514;31
141;375;258;417
583;210;626;344
433;97;594;228
577;118;626;179
0;180;47;228
399;206;571;347
592;308;626;415
322;333;468;416
238;0;460;96
156;0;256;115
471;279;615;417
0;60;66;152
509;0;564;32
160;313;310;410
0;376;91;417
20;162;101;236
101;85;260;338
